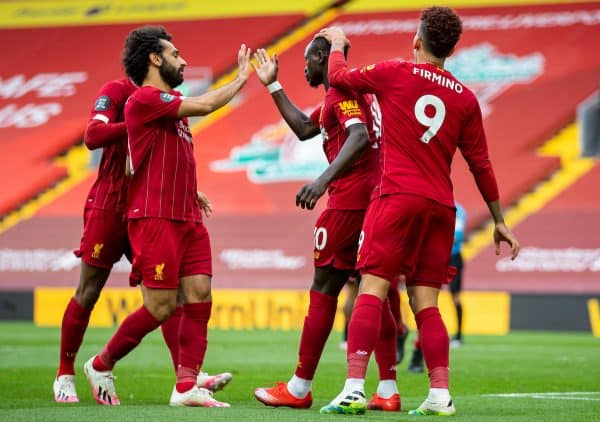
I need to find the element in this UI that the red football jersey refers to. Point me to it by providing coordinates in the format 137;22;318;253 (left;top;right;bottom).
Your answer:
309;87;379;210
84;78;136;212
125;86;202;222
328;51;499;208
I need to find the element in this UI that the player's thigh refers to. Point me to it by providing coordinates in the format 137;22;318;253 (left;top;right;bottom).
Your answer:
128;218;185;289
313;265;351;297
180;222;212;280
412;202;455;287
75;208;129;270
313;209;365;271
358;194;430;282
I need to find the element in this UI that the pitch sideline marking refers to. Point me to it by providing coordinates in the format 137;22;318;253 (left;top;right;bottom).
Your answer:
483;392;600;401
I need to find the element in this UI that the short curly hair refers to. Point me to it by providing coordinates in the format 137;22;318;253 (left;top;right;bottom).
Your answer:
122;26;172;86
419;7;462;59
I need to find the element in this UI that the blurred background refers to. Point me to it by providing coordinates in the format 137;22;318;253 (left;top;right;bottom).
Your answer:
0;0;598;337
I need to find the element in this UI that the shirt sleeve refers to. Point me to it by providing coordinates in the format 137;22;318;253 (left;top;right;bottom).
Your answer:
84;81;129;149
328;51;392;95
458;100;500;203
309;106;322;126
88;81;127;124
131;89;183;124
332;91;368;130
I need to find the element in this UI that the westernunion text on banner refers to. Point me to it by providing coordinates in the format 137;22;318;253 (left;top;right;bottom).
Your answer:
34;287;510;334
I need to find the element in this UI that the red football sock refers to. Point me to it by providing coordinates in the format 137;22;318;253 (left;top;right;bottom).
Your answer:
58;298;92;376
415;307;449;388
347;294;383;379
176;302;211;391
374;299;397;381
161;306;182;371
94;306;160;371
387;287;405;335
295;290;338;380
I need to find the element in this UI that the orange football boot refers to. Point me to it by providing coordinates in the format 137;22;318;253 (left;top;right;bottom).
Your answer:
367;392;401;411
254;382;312;409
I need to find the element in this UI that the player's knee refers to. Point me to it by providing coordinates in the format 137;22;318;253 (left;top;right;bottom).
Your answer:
184;284;212;303
74;283;103;309
312;267;348;296
146;300;177;322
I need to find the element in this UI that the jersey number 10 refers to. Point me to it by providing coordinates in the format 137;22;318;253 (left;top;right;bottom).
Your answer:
414;94;446;144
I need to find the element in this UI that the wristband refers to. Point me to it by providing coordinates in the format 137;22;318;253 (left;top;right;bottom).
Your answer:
267;81;283;94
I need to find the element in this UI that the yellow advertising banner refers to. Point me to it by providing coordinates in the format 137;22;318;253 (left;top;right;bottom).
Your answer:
34;287;510;334
0;0;333;28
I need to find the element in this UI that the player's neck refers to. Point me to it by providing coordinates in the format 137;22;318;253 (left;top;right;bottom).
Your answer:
143;75;172;93
416;51;445;70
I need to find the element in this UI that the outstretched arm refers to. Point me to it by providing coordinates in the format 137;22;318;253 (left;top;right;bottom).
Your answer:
296;124;370;209
177;44;251;118
252;48;319;140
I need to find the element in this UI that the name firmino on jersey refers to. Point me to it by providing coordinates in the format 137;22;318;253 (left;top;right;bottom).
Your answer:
413;67;464;94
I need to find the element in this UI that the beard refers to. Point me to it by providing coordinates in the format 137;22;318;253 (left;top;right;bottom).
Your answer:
159;60;184;88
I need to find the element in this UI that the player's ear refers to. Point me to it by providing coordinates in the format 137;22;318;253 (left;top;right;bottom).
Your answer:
413;33;421;51
150;52;162;67
318;50;327;64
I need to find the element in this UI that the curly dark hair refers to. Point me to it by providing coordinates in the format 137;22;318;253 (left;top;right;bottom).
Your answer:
122;26;172;86
420;7;462;59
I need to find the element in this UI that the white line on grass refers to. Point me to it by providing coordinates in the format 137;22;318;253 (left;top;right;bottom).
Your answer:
483;392;600;401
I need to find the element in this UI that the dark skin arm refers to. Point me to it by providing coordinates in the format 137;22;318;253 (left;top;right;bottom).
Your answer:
487;200;520;260
252;48;319;140
296;123;370;209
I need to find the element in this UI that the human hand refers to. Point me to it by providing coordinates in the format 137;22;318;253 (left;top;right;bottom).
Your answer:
237;44;252;83
197;191;213;217
252;48;279;86
316;27;351;50
493;222;520;260
296;179;327;210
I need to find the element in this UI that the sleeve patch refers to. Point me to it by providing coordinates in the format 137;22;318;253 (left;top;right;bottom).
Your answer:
160;92;176;102
337;100;362;117
94;95;111;111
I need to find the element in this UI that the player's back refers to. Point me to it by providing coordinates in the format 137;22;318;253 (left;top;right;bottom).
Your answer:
375;61;481;208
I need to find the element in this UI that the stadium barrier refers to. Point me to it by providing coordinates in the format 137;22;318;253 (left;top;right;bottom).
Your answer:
0;288;595;335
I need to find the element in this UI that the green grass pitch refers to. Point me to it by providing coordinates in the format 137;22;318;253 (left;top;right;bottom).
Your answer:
0;322;599;421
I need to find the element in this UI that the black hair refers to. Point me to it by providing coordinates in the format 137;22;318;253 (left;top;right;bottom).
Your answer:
420;7;462;59
122;26;172;86
311;36;349;59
